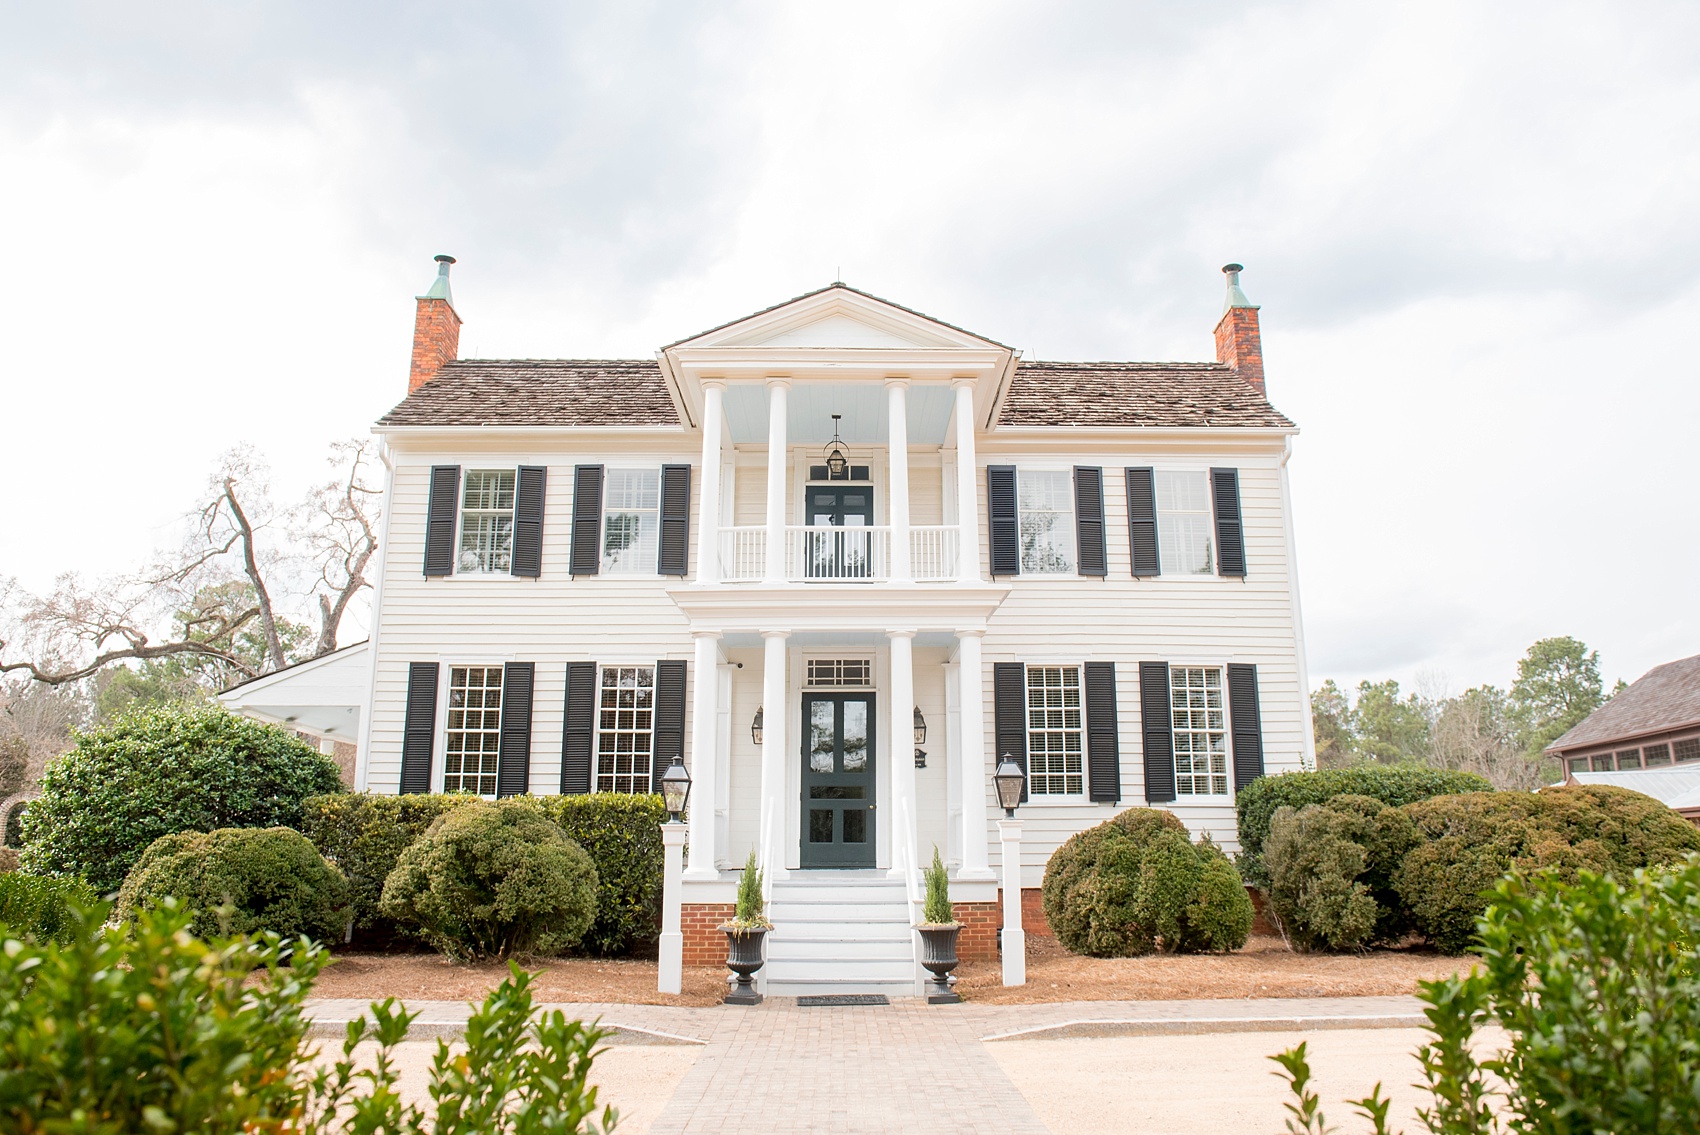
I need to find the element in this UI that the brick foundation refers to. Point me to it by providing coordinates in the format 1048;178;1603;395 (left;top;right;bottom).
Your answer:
681;903;736;965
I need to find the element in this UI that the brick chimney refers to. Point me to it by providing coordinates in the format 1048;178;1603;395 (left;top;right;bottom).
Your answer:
408;254;461;393
1213;262;1264;397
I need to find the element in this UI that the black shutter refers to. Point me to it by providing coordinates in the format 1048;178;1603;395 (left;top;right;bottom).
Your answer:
1139;661;1175;803
1228;663;1265;793
1084;662;1120;802
400;662;439;794
1073;466;1107;577
993;662;1028;803
570;465;604;576
652;659;687;792
1210;467;1246;578
658;465;692;576
987;466;1020;576
510;466;546;578
1125;467;1160;577
496;662;535;797
560;662;598;794
423;466;460;577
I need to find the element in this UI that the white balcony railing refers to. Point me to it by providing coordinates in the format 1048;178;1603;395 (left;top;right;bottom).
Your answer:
716;525;958;583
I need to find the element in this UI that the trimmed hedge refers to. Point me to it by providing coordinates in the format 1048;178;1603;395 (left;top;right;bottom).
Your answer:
1042;808;1253;956
1396;784;1700;954
20;705;344;892
301;791;666;956
1236;765;1491;886
116;827;352;944
379;800;599;960
1264;794;1418;951
0;873;99;944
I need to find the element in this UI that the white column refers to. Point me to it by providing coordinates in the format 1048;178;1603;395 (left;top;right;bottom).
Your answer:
684;631;721;881
758;630;789;891
764;379;790;585
952;380;981;583
955;630;994;880
886;379;911;583
999;818;1026;986
887;629;917;881
657;822;687;994
696;381;725;584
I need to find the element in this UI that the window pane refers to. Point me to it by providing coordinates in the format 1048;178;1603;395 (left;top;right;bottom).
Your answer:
1155;471;1214;575
1644;743;1672;767
1026;666;1083;795
596;665;656;793
603;469;661;573
1018;470;1076;574
444;666;503;795
458;470;517;573
1171;666;1229;796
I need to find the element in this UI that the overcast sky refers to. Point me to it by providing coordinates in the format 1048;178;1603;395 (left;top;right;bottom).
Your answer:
3;0;1696;697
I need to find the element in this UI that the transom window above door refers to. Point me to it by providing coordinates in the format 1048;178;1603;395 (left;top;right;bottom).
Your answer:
807;658;874;687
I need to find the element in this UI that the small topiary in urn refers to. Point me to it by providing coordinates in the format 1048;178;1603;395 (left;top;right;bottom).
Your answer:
721;848;771;1004
916;845;962;1003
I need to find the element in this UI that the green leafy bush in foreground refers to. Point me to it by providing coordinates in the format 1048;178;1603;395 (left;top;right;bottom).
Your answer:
21;704;343;892
1235;765;1490;887
380;799;600;961
303;791;665;955
0;899;618;1134
1042;807;1253;956
1269;855;1700;1133
116;826;352;943
0;872;98;944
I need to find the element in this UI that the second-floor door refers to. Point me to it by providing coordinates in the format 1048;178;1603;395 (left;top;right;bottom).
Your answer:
804;485;873;580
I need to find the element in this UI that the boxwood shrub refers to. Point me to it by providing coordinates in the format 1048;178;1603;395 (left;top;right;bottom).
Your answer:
20;705;343;893
0;873;98;944
116;826;352;944
1263;794;1419;951
379;800;598;961
1236;765;1491;886
302;791;666;956
1042;808;1253;956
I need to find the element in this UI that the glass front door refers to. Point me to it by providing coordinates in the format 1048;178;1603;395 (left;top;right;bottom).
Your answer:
804;485;874;580
800;693;876;868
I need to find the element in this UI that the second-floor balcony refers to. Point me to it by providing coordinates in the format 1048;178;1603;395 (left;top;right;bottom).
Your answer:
718;524;960;583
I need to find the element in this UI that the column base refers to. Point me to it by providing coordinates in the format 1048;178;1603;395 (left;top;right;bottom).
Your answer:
1000;928;1027;987
657;931;683;994
681;866;721;883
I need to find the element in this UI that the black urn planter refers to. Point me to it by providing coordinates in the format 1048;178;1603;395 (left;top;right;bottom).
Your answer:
722;926;768;1005
916;924;962;1004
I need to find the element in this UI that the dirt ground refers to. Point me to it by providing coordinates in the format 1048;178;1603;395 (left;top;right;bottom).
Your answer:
311;933;1472;1006
953;933;1476;1004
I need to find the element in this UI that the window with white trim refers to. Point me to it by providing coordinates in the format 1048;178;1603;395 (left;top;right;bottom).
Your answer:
1171;666;1229;795
458;470;516;573
444;666;503;795
602;469;660;573
596;666;655;794
806;658;873;687
1155;470;1215;575
1018;470;1075;574
1026;666;1084;795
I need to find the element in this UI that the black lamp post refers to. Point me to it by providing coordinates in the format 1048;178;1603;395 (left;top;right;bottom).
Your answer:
660;757;692;823
993;755;1025;818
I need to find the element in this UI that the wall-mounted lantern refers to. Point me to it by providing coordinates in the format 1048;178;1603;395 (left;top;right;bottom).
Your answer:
751;707;764;747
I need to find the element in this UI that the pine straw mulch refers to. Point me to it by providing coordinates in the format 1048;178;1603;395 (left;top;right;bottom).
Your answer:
305;934;1472;1007
949;933;1477;1004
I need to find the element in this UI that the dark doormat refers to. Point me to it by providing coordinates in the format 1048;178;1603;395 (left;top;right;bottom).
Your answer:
796;994;890;1007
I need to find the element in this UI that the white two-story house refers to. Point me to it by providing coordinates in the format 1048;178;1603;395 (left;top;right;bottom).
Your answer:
254;259;1312;992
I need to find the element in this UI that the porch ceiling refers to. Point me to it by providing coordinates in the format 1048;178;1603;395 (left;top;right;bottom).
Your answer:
721;381;957;446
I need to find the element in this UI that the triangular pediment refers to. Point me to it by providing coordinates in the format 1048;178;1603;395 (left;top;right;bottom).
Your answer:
665;283;1006;352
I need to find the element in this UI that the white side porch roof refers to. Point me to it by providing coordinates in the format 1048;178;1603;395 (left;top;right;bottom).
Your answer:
219;640;368;742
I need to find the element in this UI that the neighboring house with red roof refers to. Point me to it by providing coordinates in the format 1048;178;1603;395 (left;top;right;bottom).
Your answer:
1547;654;1700;777
242;257;1314;993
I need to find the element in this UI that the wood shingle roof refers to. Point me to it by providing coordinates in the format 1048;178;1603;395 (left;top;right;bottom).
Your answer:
1547;654;1700;753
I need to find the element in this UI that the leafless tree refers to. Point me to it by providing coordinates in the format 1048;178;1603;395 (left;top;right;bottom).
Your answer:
1429;685;1546;791
0;440;382;689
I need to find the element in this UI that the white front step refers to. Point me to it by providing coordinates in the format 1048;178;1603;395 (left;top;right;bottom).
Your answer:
761;874;920;996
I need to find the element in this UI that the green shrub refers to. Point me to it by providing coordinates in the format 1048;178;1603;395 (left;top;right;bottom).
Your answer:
1396;784;1700;954
380;800;600;960
1269;856;1700;1133
20;704;344;892
0;899;619;1134
534;792;666;955
727;847;769;929
303;791;666;955
1042;808;1253;956
0;872;98;944
299;792;464;935
1264;794;1419;951
1235;765;1490;887
116;826;352;943
922;845;953;926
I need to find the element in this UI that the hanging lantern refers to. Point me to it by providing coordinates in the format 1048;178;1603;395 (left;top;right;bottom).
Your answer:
823;414;849;480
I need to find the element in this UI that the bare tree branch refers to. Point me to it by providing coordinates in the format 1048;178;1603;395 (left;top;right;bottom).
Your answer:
299;439;382;657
